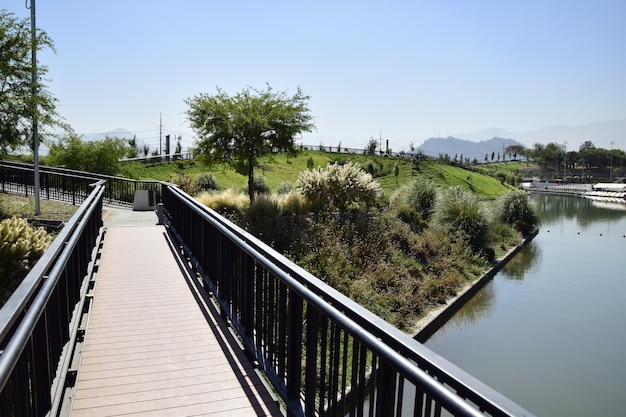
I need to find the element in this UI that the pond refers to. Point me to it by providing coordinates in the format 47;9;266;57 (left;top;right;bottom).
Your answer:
424;194;626;416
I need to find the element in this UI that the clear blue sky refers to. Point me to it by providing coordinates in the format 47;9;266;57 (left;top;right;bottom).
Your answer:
4;0;626;153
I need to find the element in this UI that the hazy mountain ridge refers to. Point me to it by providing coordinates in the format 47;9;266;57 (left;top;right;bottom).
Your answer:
452;119;626;147
418;137;525;160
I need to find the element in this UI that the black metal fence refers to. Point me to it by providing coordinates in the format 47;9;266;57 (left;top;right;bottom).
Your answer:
0;180;104;416
162;185;534;417
0;160;162;208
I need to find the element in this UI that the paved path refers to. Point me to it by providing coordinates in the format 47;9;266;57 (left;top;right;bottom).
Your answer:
70;208;282;416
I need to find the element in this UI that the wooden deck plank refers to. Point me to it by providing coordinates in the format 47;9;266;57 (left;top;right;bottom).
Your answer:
71;225;282;417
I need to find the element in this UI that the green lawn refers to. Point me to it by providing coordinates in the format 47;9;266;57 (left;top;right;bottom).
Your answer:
118;151;514;199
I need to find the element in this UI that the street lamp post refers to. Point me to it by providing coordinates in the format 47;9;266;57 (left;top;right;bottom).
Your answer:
610;140;614;179
29;0;41;215
563;141;567;182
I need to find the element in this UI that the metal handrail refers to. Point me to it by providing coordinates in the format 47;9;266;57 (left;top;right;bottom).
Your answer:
162;185;535;417
0;180;104;415
0;160;162;207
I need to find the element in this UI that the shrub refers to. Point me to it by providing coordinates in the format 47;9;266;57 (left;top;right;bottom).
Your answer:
274;191;309;216
0;217;53;306
47;135;127;175
169;173;199;195
396;205;427;233
196;172;218;191
433;186;490;250
402;179;437;219
276;182;293;195
494;191;539;235
196;189;249;215
296;161;382;212
253;176;270;194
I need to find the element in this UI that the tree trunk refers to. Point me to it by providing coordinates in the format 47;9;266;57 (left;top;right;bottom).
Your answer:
247;155;255;203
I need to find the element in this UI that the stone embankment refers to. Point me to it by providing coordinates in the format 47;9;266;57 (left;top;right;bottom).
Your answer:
413;229;539;343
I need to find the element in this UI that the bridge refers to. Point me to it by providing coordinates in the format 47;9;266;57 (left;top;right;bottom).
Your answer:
0;161;535;417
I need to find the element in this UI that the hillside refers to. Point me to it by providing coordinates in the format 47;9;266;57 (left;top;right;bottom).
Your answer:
123;150;514;199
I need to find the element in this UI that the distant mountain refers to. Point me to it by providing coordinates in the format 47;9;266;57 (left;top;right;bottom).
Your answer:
417;136;525;160
452;119;626;147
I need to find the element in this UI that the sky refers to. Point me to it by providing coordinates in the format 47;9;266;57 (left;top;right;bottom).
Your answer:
4;0;626;153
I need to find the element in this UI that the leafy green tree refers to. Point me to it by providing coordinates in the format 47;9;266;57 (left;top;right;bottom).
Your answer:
47;135;128;175
185;85;315;202
0;10;68;154
505;145;524;160
366;137;377;155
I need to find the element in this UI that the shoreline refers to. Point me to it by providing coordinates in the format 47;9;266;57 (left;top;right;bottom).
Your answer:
413;228;539;343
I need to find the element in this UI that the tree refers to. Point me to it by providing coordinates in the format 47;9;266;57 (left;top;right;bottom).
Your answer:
0;10;68;154
47;135;128;175
505;145;524;160
366;137;377;155
185;85;314;202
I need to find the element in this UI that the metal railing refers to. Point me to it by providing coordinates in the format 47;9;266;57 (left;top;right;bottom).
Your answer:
162;185;535;417
0;180;104;416
0;160;162;208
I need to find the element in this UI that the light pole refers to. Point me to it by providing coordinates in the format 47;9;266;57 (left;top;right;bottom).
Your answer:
29;0;41;215
610;140;614;179
563;141;567;182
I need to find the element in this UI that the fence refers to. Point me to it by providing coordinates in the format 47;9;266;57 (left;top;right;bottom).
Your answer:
162;185;534;417
0;160;162;208
0;180;104;416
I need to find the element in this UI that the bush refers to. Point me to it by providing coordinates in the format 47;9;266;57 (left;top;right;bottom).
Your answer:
47;135;128;175
396;205;427;233
494;191;539;235
296;162;382;212
274;191;309;216
276;182;293;195
196;189;249;216
395;179;437;220
0;217;53;306
433;186;490;250
169;173;199;195
196;172;218;191
253;176;270;194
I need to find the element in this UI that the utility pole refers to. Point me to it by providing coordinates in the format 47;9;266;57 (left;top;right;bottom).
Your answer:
610;140;614;179
159;113;162;156
563;141;567;181
29;0;40;215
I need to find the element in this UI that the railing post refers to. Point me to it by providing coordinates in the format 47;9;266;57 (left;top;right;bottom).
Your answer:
304;306;319;416
375;359;398;416
286;290;303;417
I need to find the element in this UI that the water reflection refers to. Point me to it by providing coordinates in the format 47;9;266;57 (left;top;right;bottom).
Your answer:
530;193;626;228
500;243;541;281
425;193;626;416
427;282;496;342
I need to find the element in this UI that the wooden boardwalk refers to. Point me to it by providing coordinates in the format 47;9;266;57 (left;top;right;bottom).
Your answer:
69;212;282;416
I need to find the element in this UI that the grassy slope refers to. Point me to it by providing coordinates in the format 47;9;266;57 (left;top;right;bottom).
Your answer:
122;151;514;198
0;193;78;221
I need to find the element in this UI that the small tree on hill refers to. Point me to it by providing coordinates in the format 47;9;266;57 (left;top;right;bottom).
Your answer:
185;85;315;202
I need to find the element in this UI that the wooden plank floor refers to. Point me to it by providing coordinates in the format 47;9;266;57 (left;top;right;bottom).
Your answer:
70;225;283;417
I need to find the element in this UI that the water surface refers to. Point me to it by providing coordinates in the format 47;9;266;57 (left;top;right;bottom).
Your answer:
424;194;626;416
